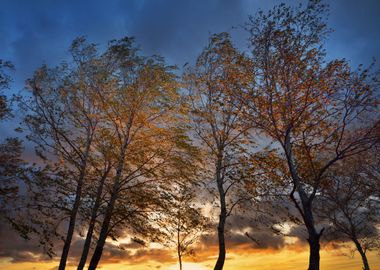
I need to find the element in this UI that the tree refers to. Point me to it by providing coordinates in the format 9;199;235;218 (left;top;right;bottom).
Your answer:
0;59;17;200
241;1;380;269
160;183;208;270
0;59;14;119
317;154;380;270
0;138;23;202
0;60;24;219
76;139;113;270
20;36;198;270
84;37;195;270
185;33;255;270
22;37;103;269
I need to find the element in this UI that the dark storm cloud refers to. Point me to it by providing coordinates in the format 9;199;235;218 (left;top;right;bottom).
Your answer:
0;0;249;83
326;0;380;66
197;212;287;254
0;221;51;263
120;0;247;65
226;213;286;250
0;194;305;264
67;239;176;265
1;0;379;137
0;211;284;264
0;219;175;265
0;0;134;84
2;0;378;86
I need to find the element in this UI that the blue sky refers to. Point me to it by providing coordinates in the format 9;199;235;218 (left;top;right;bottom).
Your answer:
1;0;379;136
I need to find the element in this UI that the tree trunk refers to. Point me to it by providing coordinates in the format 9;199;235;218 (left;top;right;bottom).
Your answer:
353;238;370;270
87;185;118;270
177;226;182;270
58;147;91;270
214;211;226;270
214;154;226;270
88;172;121;270
77;168;109;270
284;132;322;270
87;118;132;270
307;230;321;270
300;195;324;270
178;255;182;270
58;180;83;270
178;243;182;270
302;198;322;270
87;147;127;270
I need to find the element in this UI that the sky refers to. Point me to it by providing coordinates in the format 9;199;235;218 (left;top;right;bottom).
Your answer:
1;0;380;89
1;0;380;270
1;0;380;135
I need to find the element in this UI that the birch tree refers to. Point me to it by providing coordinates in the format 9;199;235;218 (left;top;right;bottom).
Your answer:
317;154;380;270
185;33;255;270
23;38;103;269
84;37;196;270
241;1;380;269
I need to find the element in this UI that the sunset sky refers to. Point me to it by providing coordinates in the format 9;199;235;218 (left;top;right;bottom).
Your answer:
1;0;380;270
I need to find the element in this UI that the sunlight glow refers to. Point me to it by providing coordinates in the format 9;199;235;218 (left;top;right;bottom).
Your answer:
165;262;208;270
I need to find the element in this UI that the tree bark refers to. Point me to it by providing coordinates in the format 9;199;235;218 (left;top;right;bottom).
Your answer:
307;228;321;270
295;183;323;270
58;180;84;270
177;223;182;270
77;167;109;270
88;173;121;270
178;253;182;270
353;238;370;270
284;131;322;270
214;210;226;270
87;113;133;270
302;200;323;270
214;154;226;270
87;143;127;270
58;144;91;270
87;181;118;270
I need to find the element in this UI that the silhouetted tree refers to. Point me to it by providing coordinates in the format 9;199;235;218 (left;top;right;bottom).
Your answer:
0;59;13;119
185;33;255;270
241;1;380;269
23;38;104;269
317;154;380;270
160;183;208;270
0;60;24;218
84;37;196;270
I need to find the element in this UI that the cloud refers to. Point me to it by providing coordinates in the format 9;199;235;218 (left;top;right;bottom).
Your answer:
1;0;378;87
0;221;52;263
1;0;380;149
0;218;176;266
0;209;287;265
